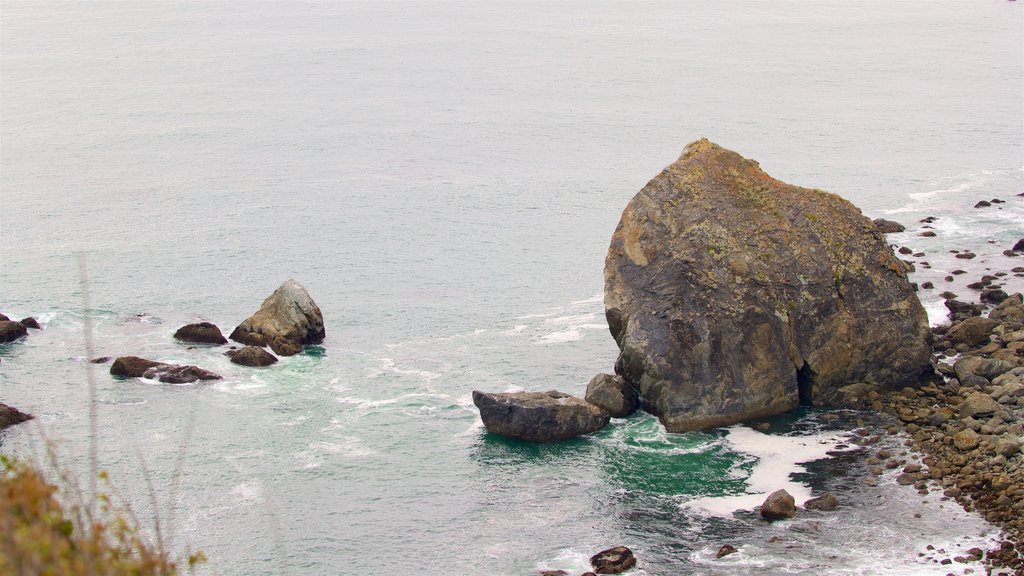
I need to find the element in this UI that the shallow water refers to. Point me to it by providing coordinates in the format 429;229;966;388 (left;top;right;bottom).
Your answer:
1;1;1022;574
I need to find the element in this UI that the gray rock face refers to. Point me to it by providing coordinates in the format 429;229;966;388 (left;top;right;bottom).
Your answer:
0;321;28;343
230;280;324;356
0;403;34;430
760;489;796;521
604;140;931;432
585;373;639;418
472;390;610;443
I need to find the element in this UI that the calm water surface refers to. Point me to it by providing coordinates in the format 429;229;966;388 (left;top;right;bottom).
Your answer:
2;2;1022;574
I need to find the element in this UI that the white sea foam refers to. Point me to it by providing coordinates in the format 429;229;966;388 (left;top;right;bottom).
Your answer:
682;426;854;516
538;323;607;344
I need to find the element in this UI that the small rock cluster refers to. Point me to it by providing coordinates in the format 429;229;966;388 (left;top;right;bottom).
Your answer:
879;293;1024;572
0;312;41;344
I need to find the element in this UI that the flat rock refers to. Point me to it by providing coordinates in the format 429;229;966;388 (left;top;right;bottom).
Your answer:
174;322;228;345
472;390;610;443
230;280;324;356
604;140;930;432
110;356;168;377
143;364;222;384
584;373;639;418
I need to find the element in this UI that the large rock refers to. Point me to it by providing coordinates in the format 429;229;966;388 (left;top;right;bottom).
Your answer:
585;373;639;417
872;218;905;234
946;317;999;347
110;356;221;383
229;280;324;356
227;346;278;367
589;546;636;574
0;403;34;430
174;322;228;345
0;321;28;343
954;356;1014;381
760;489;796;521
604;140;931;432
472;390;610;443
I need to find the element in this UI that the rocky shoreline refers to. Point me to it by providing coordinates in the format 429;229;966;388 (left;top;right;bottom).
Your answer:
877;294;1024;573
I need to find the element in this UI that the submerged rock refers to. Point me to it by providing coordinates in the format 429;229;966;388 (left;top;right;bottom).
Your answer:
589;546;636;574
604;139;930;432
804;493;839;511
230;280;324;356
584;373;638;418
0;403;34;430
0;321;28;343
716;544;738;559
227;346;278;367
472;390;609;443
174;322;228;345
760;489;796;521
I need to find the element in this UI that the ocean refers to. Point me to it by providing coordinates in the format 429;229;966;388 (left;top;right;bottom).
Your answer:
1;1;1022;574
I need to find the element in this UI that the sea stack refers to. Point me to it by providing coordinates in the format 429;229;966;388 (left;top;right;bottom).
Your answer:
229;280;325;356
604;139;931;432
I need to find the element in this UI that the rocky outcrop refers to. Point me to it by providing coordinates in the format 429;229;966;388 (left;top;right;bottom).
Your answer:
227;346;278;367
604;139;931;432
0;321;28;343
110;356;221;383
174;322;228;345
589;546;636;574
760;489;796;521
0;403;33;430
229;280;324;356
873;218;905;234
472;390;610;442
584;373;638;418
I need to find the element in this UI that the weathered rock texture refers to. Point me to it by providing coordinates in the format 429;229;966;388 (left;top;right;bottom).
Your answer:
230;280;324;356
760;489;796;521
472;390;610;443
604;139;931;432
585;373;639;418
110;356;221;383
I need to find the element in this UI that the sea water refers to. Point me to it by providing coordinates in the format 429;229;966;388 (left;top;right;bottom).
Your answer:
1;2;1022;574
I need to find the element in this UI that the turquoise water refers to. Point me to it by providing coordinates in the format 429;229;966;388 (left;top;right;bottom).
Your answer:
2;2;1022;574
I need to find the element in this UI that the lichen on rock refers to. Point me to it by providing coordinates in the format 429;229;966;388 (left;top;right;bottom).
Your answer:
604;139;931;432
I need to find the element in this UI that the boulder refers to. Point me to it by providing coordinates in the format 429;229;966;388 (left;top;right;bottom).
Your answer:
0;313;8;321
110;356;220;383
946;317;998;347
589;546;636;574
945;300;984;322
472;390;610;442
173;322;228;345
1013;238;1024;252
604;140;931;432
804;493;839;511
760;489;796;521
229;280;324;356
0;321;28;343
584;373;639;417
19;317;40;329
716;544;738;559
0;403;34;430
959;392;1001;419
953;428;981;451
954;356;1014;381
143;364;222;384
873;219;905;234
989;295;1024;324
227;346;278;367
110;356;168;377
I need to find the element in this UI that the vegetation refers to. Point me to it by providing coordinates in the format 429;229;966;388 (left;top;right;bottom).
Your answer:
0;454;204;576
